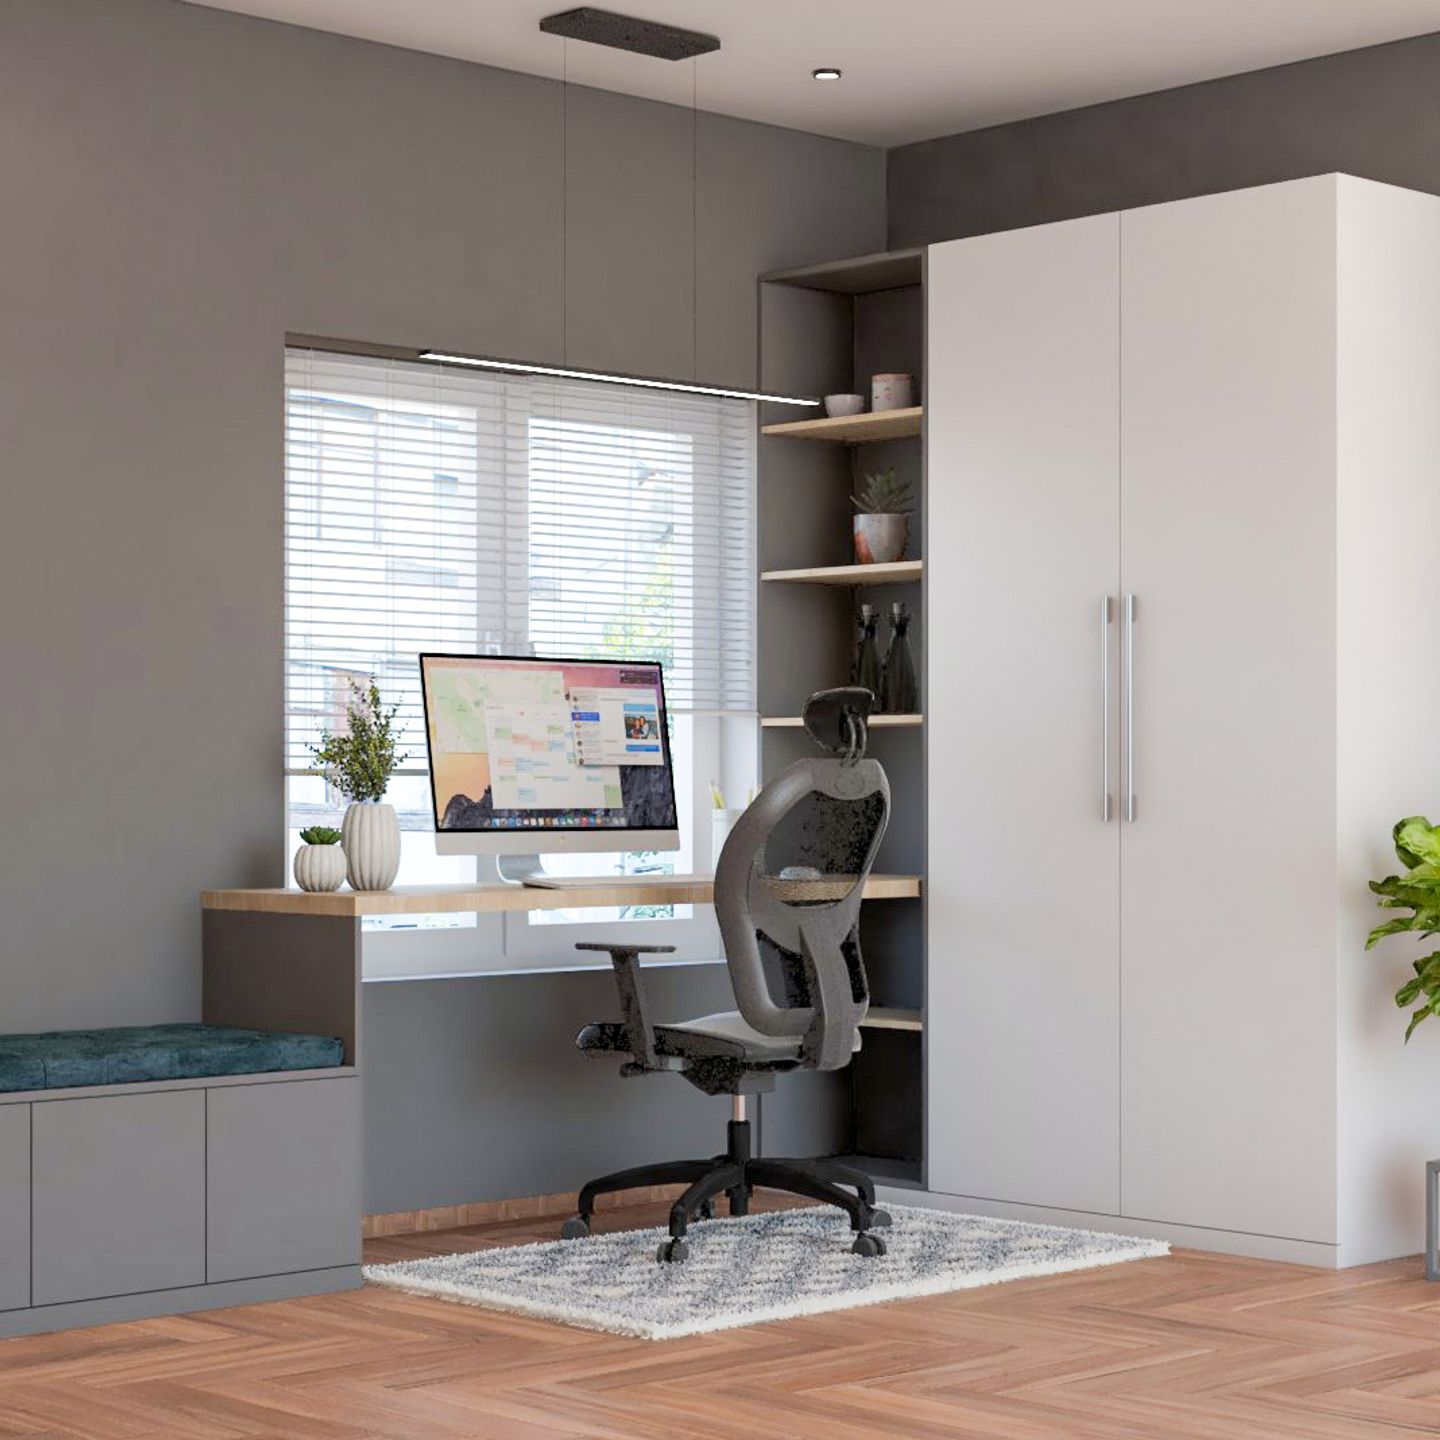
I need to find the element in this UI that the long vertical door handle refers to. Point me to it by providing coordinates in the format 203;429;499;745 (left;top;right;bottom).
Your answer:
1100;597;1114;821
1123;594;1137;822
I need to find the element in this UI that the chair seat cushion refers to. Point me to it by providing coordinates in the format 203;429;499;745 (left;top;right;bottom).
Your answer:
0;1023;345;1093
654;1010;861;1062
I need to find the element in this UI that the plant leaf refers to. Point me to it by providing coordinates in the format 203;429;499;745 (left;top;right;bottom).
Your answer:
1395;816;1440;869
1368;916;1422;949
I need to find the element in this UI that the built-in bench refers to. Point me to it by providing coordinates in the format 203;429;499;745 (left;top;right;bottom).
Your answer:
0;985;361;1339
0;1023;343;1092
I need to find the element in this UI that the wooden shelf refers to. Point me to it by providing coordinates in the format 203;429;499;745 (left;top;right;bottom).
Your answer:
761;559;922;586
762;714;922;729
860;1007;923;1033
761;407;922;444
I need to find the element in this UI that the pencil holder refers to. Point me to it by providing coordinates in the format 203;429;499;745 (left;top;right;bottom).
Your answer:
710;808;743;872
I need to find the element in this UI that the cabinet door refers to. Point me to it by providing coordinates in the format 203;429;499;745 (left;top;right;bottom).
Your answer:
33;1090;205;1304
207;1077;360;1283
927;214;1122;1213
1119;179;1338;1242
0;1104;29;1311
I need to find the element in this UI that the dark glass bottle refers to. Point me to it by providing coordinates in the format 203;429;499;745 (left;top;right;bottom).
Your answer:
882;601;918;713
855;603;883;704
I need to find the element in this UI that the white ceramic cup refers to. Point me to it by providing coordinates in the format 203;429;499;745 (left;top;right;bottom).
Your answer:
824;393;865;418
871;373;914;412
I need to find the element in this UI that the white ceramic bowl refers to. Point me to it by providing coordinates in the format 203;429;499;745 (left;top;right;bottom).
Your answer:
823;393;866;418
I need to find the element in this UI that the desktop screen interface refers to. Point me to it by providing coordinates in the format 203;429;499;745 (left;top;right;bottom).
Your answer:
421;655;678;833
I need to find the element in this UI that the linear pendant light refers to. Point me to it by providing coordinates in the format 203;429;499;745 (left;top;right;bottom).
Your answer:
419;23;817;409
416;350;819;406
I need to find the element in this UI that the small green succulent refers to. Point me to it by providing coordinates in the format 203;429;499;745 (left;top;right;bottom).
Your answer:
299;825;343;846
852;466;913;515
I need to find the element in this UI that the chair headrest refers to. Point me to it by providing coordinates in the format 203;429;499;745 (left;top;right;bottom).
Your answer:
801;687;875;765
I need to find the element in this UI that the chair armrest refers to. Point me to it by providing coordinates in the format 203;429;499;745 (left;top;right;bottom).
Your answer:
574;942;675;1070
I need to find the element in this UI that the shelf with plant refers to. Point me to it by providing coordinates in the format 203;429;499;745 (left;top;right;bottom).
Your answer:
760;560;922;585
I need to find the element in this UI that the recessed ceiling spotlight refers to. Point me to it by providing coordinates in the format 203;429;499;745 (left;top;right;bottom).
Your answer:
812;66;842;81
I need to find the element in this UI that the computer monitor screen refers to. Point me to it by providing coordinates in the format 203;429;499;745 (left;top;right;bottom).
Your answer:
420;653;680;856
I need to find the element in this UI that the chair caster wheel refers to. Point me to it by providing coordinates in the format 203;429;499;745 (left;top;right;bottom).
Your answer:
698;1200;716;1221
851;1233;887;1258
656;1238;690;1263
869;1209;892;1229
560;1216;590;1240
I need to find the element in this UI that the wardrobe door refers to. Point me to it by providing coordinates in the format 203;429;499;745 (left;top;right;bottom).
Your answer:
1119;179;1339;1242
927;215;1121;1213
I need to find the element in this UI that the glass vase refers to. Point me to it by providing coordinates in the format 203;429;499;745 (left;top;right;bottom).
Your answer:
882;602;918;714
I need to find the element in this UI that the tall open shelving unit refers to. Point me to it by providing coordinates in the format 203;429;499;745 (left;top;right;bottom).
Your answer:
757;248;926;1189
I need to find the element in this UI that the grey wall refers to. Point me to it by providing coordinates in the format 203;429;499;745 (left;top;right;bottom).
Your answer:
0;0;884;1211
888;30;1440;247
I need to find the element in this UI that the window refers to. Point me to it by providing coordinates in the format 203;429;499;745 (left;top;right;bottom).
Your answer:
283;348;757;974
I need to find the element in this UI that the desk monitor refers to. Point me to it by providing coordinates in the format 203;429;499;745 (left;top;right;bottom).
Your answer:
420;653;680;883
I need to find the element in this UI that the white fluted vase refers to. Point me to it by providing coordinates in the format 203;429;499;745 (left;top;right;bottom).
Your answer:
293;843;346;893
342;802;400;891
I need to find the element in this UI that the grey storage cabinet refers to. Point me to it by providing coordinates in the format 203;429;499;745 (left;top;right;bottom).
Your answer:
207;1075;361;1282
32;1090;206;1305
0;1104;30;1312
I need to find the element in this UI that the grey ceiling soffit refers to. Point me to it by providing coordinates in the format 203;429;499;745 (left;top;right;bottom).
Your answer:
539;7;720;61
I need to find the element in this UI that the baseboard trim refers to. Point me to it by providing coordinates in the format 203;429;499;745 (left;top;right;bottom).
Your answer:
0;1266;362;1339
363;1184;690;1239
878;1187;1342;1269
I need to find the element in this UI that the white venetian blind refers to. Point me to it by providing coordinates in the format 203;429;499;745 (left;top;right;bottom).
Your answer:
283;347;756;796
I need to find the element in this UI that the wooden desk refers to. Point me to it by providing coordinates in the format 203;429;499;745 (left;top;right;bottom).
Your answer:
200;874;922;1057
201;873;924;918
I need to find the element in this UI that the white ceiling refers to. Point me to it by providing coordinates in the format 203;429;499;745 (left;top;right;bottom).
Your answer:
183;0;1440;146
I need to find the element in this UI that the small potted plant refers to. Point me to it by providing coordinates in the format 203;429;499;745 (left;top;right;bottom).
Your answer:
293;826;346;893
308;680;408;892
1367;815;1440;1040
852;467;913;565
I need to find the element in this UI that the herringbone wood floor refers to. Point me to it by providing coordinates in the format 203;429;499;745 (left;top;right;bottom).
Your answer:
1;1196;1437;1439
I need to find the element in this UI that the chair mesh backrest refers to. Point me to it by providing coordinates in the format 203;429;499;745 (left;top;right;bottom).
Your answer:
714;756;890;1041
757;788;886;1009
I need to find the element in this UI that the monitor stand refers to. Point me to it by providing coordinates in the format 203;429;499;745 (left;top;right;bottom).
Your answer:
493;854;660;890
495;853;555;887
494;854;616;889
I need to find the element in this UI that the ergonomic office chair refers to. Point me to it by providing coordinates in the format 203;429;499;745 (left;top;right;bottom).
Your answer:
563;687;893;1262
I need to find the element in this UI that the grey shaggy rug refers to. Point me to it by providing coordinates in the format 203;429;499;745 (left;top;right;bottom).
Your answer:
364;1204;1168;1339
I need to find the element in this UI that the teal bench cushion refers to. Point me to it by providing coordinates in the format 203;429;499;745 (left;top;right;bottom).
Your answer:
0;1023;344;1093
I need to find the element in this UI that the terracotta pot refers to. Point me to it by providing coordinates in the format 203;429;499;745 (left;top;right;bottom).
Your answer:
853;513;909;565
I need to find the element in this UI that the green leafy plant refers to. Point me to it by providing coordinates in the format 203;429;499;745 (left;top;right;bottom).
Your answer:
851;467;913;515
299;825;342;846
307;680;408;804
1367;816;1440;1040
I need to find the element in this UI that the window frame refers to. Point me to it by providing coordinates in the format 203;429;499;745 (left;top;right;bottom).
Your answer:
281;347;758;979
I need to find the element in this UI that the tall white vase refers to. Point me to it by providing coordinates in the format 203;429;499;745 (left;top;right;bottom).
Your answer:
342;802;400;891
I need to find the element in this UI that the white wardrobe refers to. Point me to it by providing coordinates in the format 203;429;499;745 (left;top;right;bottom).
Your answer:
925;174;1440;1267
